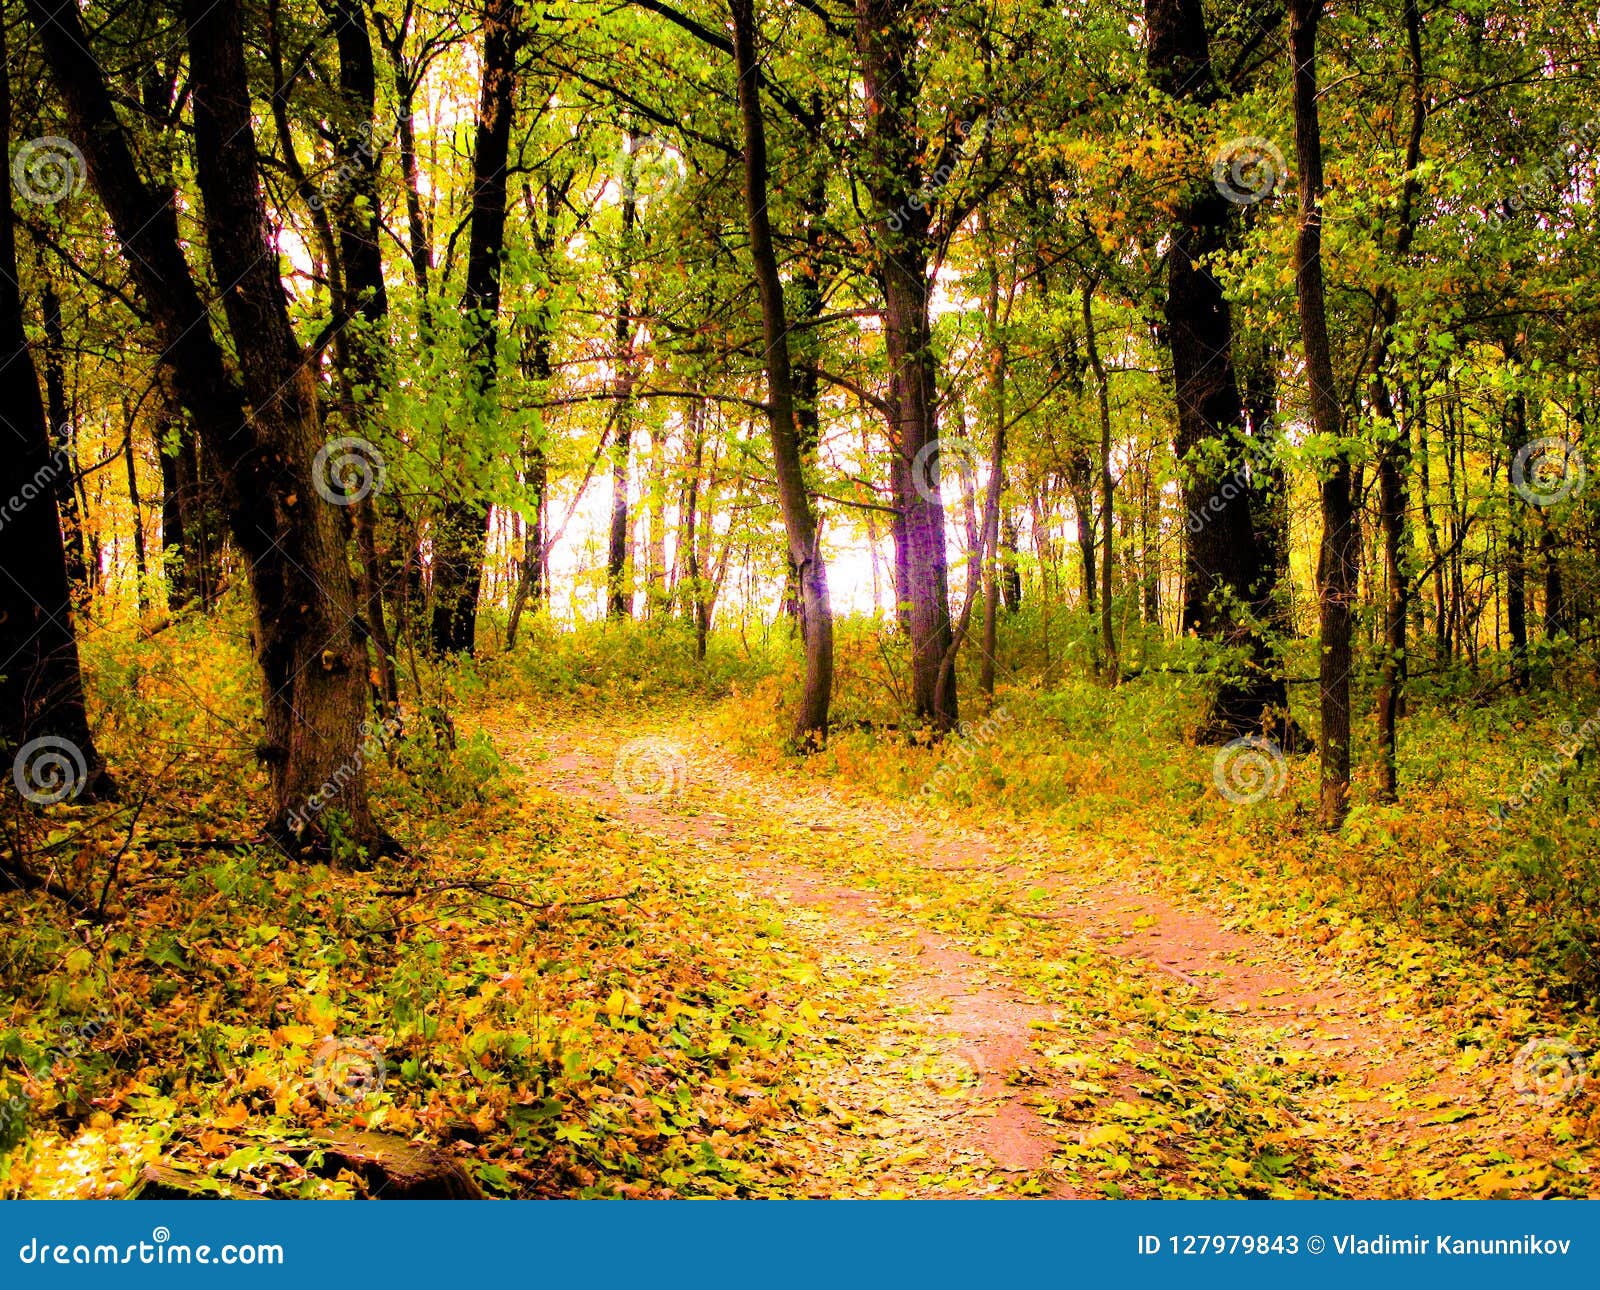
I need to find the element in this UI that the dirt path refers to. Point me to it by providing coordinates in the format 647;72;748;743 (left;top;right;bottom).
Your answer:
478;702;1585;1198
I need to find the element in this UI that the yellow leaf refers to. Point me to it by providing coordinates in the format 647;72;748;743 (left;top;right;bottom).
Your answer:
214;1102;249;1129
1083;1124;1131;1149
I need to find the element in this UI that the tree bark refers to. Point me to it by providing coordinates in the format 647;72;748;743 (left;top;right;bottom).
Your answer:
27;0;379;852
1082;284;1117;680
855;0;957;731
1288;0;1359;829
1146;0;1294;744
730;0;834;742
39;280;88;596
0;27;112;804
327;0;399;712
1371;0;1426;802
607;145;639;622
430;0;518;655
121;403;149;613
1503;373;1531;691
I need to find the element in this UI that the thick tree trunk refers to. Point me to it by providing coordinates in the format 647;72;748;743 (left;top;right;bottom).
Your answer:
1147;0;1294;744
1289;0;1359;829
731;0;834;743
855;0;957;731
185;0;379;849
27;0;379;852
0;31;112;804
430;0;518;655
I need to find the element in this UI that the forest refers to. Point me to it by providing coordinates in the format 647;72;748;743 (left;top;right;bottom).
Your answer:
0;0;1597;1201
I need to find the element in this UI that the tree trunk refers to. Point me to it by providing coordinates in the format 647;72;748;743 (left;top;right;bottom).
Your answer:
682;403;709;659
507;326;552;649
28;0;380;852
121;402;149;613
1371;0;1425;802
855;0;957;731
1146;0;1294;744
326;0;399;712
39;281;88;596
1503;379;1530;691
1082;284;1117;680
430;0;518;655
1288;0;1359;829
731;0;834;743
978;227;1006;697
607;147;639;622
0;28;112;804
998;510;1021;617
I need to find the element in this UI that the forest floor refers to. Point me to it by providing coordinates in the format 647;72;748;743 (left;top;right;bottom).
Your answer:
471;697;1599;1198
7;668;1597;1199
